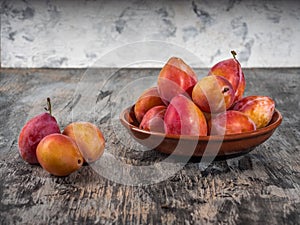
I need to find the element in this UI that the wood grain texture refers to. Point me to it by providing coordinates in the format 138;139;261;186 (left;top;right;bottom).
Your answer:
0;68;299;224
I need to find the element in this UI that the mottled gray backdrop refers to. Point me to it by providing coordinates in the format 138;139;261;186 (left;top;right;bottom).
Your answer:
1;0;300;68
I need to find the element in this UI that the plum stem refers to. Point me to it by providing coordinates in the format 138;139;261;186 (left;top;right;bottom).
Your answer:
231;50;237;60
44;97;52;115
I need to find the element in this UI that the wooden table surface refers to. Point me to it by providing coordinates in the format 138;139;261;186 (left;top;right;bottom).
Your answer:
0;68;299;224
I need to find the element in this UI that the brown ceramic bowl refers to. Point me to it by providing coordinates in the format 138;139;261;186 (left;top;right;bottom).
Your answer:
120;106;282;159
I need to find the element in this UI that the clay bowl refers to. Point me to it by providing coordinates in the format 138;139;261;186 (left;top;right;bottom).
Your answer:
120;106;282;159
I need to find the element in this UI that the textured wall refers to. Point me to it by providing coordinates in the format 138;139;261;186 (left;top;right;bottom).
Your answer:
1;0;300;68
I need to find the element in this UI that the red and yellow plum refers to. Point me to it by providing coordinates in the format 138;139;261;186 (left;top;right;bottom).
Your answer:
63;122;105;163
18;98;60;164
134;87;165;123
210;110;256;135
36;134;83;176
192;75;235;113
158;57;197;103
139;105;167;133
232;96;275;128
164;94;207;136
208;51;245;102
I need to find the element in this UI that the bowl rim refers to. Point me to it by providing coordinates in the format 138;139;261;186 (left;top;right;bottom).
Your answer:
120;106;282;142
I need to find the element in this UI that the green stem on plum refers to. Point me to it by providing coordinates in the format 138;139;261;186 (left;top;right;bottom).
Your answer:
44;97;52;116
231;50;237;60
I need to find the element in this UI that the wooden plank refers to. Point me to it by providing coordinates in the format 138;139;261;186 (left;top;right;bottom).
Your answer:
0;68;299;224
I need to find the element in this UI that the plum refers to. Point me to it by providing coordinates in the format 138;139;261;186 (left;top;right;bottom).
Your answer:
157;57;197;103
192;75;235;113
232;96;275;128
139;105;167;133
18;98;60;164
208;51;245;102
134;87;165;123
36;134;83;176
63;122;105;163
164;94;207;136
209;110;256;135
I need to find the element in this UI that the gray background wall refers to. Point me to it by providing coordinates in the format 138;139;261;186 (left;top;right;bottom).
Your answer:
1;0;300;68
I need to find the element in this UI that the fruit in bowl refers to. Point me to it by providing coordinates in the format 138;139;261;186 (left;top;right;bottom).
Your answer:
209;110;256;135
232;96;275;129
157;57;198;103
134;87;165;123
192;75;235;113
131;53;278;137
122;52;281;158
208;51;245;103
164;94;207;136
139;105;167;133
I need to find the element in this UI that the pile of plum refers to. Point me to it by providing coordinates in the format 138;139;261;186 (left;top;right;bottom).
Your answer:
134;51;275;136
18;98;105;176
